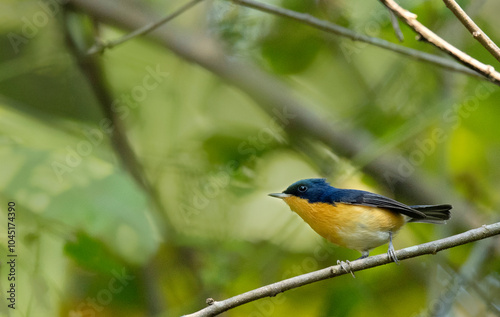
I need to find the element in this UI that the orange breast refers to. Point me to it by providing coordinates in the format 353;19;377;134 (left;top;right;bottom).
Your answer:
282;196;405;251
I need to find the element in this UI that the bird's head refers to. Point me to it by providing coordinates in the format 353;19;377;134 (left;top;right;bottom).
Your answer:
269;178;332;203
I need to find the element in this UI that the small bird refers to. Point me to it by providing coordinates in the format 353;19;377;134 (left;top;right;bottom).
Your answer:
269;178;451;265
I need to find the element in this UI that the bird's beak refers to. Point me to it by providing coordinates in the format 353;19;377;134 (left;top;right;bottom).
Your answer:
268;193;291;199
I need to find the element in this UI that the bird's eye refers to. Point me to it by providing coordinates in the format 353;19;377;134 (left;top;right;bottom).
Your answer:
298;185;307;192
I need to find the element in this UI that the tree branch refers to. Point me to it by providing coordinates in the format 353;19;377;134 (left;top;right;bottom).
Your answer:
184;222;500;317
87;0;206;55
232;0;483;80
380;0;500;84
442;0;500;63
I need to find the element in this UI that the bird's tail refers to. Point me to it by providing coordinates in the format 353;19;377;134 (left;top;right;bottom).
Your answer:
408;204;452;224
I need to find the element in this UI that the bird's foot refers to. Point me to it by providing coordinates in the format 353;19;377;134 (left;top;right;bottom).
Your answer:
387;232;400;265
337;260;356;278
387;248;400;264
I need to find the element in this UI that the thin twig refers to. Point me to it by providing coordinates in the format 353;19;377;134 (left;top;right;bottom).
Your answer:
232;0;483;79
184;222;500;317
87;0;206;55
442;0;500;63
388;9;404;42
380;0;500;84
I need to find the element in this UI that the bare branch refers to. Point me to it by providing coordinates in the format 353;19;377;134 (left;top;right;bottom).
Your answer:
87;0;206;55
442;0;500;62
232;0;483;80
380;0;500;84
184;222;500;317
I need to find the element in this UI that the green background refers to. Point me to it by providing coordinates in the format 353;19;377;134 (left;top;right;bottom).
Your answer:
0;0;499;316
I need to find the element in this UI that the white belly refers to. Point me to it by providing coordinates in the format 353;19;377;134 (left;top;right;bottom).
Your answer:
338;225;392;251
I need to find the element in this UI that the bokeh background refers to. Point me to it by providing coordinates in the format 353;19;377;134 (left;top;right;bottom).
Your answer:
1;0;499;316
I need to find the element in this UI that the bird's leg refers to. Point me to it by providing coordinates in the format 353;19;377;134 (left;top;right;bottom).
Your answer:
337;260;355;278
356;250;369;261
387;231;400;264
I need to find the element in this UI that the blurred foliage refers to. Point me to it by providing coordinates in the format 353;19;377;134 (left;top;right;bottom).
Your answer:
260;0;323;74
0;0;499;316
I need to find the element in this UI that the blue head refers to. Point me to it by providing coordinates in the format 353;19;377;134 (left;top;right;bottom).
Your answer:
269;178;336;203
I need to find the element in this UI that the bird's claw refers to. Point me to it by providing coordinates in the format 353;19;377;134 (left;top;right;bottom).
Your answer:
387;248;400;265
337;260;356;278
387;231;400;265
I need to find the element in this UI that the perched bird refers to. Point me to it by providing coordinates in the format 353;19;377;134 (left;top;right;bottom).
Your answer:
269;178;451;264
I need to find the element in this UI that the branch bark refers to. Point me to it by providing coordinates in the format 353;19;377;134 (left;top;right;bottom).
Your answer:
184;222;500;317
442;0;500;62
380;0;500;84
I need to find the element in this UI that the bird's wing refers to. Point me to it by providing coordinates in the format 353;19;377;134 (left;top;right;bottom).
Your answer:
334;190;427;219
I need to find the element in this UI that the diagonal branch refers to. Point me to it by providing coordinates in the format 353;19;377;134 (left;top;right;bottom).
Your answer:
380;0;500;84
442;0;500;63
183;221;500;317
87;0;206;55
232;0;483;80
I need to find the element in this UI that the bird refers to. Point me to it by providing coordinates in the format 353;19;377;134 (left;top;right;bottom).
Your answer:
269;178;451;266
